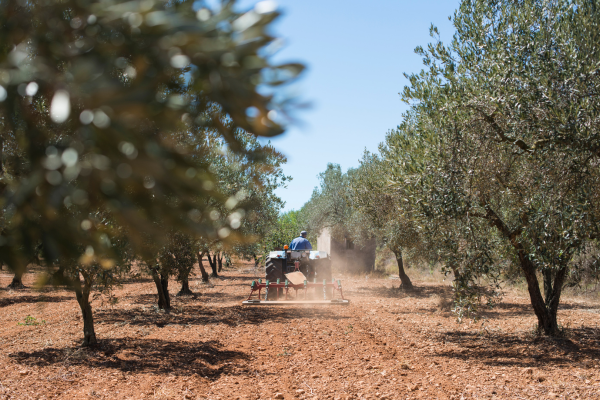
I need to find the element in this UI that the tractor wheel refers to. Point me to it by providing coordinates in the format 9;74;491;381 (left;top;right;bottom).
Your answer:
265;257;285;300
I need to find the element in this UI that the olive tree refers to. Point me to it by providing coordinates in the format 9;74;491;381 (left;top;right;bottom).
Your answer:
43;211;134;346
0;0;303;344
348;151;418;288
388;0;600;334
210;132;290;269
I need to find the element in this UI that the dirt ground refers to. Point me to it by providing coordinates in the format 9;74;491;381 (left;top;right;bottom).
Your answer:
1;263;600;400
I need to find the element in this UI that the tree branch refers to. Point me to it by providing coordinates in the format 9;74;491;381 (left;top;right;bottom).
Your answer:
482;203;523;246
469;106;532;152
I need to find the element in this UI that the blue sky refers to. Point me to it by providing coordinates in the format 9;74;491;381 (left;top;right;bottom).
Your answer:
248;0;461;211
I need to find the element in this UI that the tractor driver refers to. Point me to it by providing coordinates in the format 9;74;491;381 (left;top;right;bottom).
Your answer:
289;230;313;250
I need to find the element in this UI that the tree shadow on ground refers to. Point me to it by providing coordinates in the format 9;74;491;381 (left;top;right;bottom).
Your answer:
476;301;600;320
558;302;600;312
126;283;318;305
122;288;252;307
125;289;244;302
201;281;251;289
9;338;247;378
432;327;600;368
477;302;533;319
121;293;158;303
120;277;155;285
202;275;254;281
196;292;246;302
355;284;451;300
95;303;349;329
0;295;73;308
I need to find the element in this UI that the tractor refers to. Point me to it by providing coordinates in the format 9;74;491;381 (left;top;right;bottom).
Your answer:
242;248;348;305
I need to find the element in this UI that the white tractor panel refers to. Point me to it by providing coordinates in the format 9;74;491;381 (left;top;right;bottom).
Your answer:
269;251;285;259
309;251;328;260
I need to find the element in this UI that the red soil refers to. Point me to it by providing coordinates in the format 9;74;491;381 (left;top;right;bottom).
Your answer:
1;264;599;400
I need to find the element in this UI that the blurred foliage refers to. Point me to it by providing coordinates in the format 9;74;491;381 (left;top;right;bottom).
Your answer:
0;0;302;344
0;0;303;273
219;133;290;261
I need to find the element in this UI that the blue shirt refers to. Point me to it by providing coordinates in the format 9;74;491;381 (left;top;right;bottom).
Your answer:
289;236;312;250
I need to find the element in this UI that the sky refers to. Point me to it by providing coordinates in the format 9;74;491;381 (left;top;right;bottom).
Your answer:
242;0;461;211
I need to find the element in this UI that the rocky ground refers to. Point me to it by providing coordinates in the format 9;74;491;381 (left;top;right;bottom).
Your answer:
1;263;599;400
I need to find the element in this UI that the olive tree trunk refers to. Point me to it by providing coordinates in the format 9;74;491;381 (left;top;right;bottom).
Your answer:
0;137;3;176
520;254;567;335
177;257;194;296
484;204;568;335
391;247;413;289
8;269;25;289
74;271;97;346
208;253;218;277
152;271;171;310
197;251;209;283
217;252;223;272
177;278;193;296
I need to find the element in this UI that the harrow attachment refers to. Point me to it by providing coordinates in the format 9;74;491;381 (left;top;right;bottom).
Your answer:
242;277;349;306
